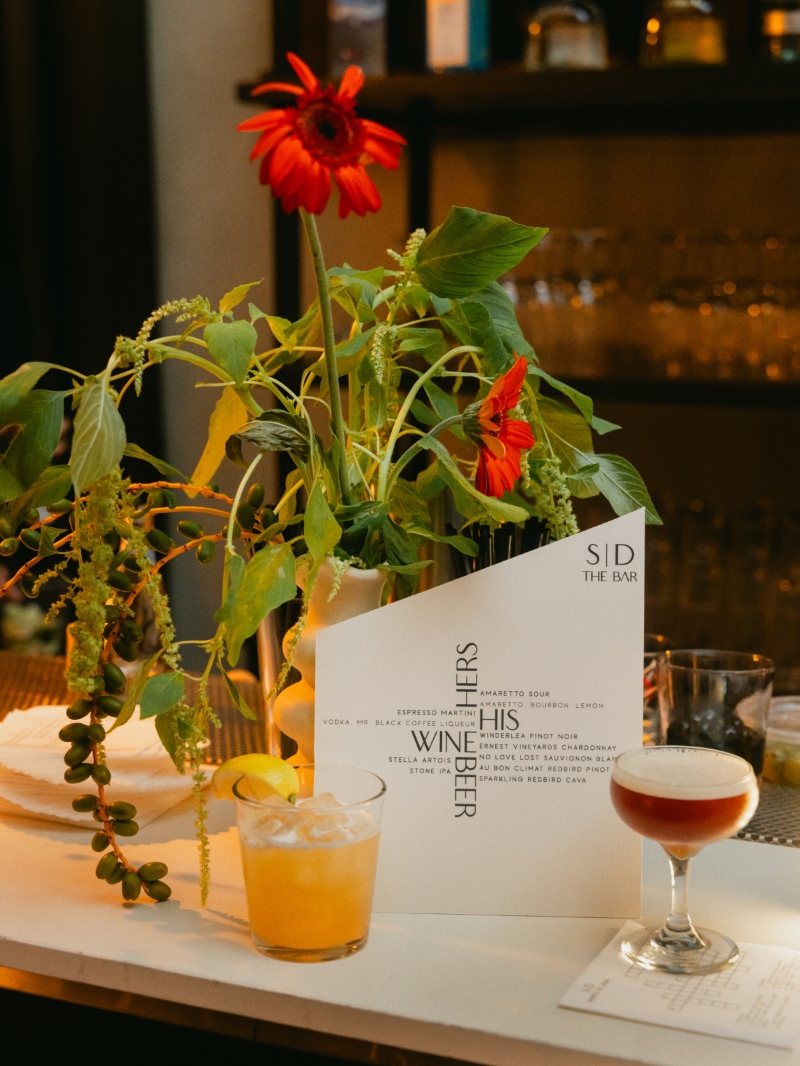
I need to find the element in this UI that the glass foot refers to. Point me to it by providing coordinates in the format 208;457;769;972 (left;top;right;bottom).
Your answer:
620;925;740;975
251;933;368;962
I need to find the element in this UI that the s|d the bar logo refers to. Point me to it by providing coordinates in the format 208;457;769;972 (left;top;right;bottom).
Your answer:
583;542;637;583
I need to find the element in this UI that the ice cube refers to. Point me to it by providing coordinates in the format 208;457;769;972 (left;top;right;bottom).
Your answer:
298;791;343;810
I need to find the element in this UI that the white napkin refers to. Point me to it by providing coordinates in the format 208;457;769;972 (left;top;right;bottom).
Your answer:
0;705;208;829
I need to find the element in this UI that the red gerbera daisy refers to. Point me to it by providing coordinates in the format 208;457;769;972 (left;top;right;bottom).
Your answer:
463;355;536;499
237;52;405;219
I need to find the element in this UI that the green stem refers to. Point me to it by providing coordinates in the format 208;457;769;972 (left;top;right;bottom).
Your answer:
299;208;351;504
384;415;463;498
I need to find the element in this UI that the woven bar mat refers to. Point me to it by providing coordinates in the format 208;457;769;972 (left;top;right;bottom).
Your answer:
0;652;797;845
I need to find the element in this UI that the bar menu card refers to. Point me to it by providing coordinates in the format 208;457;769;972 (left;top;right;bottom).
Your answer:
315;511;645;917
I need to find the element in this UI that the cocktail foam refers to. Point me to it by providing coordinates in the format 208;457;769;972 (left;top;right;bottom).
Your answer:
612;746;757;800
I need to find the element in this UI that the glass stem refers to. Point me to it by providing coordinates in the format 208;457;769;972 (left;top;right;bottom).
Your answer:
659;851;705;949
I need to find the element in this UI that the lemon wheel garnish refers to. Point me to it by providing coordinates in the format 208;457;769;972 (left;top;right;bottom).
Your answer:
211;754;300;802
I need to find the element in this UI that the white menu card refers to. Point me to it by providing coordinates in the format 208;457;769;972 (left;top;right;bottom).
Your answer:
315;511;645;916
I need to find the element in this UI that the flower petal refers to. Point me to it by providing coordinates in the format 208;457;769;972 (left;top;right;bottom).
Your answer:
287;52;319;93
500;419;535;449
237;109;289;132
249;122;292;161
361;118;407;146
302;159;332;215
361;136;403;170
337;64;364;103
335;165;381;217
251;82;304;97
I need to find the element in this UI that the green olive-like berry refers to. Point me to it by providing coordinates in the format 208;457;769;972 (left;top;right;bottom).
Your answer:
92;809;105;823
96;853;118;880
236;502;255;531
108;570;132;592
138;862;168;882
246;483;265;510
108;801;137;820
259;507;278;529
0;518;13;538
123;554;143;572
91;832;110;852
147;490;165;508
24;508;39;525
87;675;105;697
196;539;215;565
104;604;121;623
71;793;99;813
106;863;125;885
87;723;106;743
114;819;139;837
64;764;92;784
102;662;127;694
119;620;143;643
146;528;173;553
206;480;220;493
142;880;172;902
97;695;124;717
20;574;38;598
122;871;142;901
64;742;91;767
59;723;88;743
177;519;203;539
162;489;178;509
113;638;137;662
0;538;19;557
46;498;73;514
20;528;41;551
91;764;111;786
66;699;93;720
103;530;121;550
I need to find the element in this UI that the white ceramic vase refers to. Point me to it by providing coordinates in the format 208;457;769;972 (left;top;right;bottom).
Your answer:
260;560;386;761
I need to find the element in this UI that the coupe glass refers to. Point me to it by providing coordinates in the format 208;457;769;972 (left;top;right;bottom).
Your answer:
234;764;385;962
611;746;758;974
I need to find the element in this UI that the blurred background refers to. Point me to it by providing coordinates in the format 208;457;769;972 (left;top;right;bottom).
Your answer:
1;0;800;680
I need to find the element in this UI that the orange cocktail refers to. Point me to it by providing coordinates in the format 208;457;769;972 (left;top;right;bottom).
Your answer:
235;765;385;962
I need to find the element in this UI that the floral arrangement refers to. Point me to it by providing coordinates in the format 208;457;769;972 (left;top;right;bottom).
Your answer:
0;53;658;905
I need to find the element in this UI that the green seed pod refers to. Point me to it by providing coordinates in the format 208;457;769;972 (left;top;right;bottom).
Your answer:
104;604;121;623
162;489;178;509
246;483;265;510
87;675;105;697
142;880;172;902
105;863;125;885
71;794;99;813
108;570;132;592
24;508;40;525
146;528;173;553
0;538;19;557
205;481;220;494
91;832;110;853
236;502;255;531
123;555;142;573
91;764;111;786
108;801;137;820
95;853;118;880
259;507;278;529
147;490;165;509
66;699;93;720
104;532;121;553
221;522;241;540
102;662;126;694
46;499;73;514
64;742;91;767
122;871;142;901
177;519;203;539
119;620;143;643
97;695;124;717
64;764;92;784
113;638;137;662
20;528;41;551
59;723;88;743
195;539;215;565
92;809;105;823
138;861;168;882
114;819;139;837
86;723;106;743
20;574;38;599
0;518;14;538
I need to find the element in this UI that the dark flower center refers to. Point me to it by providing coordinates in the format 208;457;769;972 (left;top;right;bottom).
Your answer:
296;98;362;165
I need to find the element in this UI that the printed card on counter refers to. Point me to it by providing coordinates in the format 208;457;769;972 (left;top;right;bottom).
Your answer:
315;511;645;916
561;923;800;1049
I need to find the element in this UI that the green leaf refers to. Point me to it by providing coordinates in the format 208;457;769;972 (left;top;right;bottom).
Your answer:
203;320;258;385
7;465;72;525
416;460;447;501
418;437;529;524
442;300;507;376
416;207;547;298
219;281;261;315
406;524;479;557
329;265;385;288
189;388;249;494
410;400;438;426
70;381;125;496
155;707;183;768
335;325;376;359
565;463;600;489
381;517;423;597
220;666;257;720
0;363;55;421
0;391;65;503
108;653;162;732
37;524;64;557
397;326;446;364
304;482;342;566
421;379;466;440
227;412;310;462
389;479;432;529
378;559;434;576
123;444;186;482
140;671;185;720
574;449;662;525
535;395;598;499
221;543;296;666
528;366;620;435
466;282;535;361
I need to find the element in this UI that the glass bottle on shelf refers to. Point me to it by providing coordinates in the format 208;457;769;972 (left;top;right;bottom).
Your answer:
639;0;728;65
426;0;490;71
329;0;388;78
761;0;800;62
524;1;609;69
